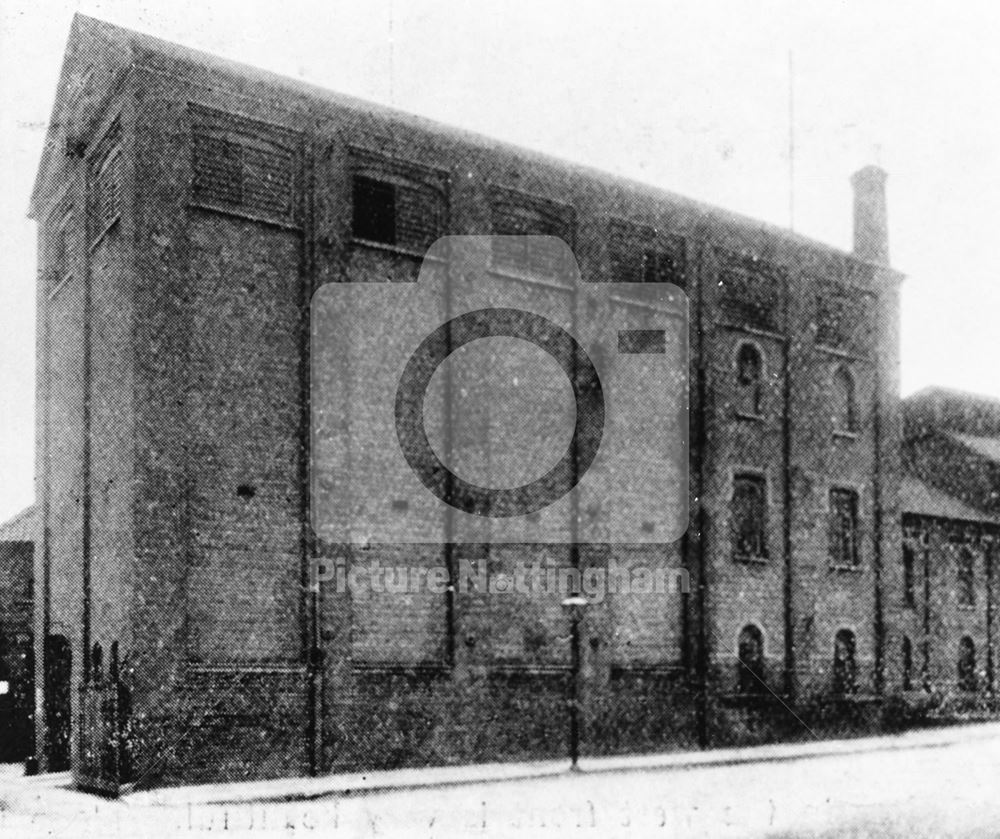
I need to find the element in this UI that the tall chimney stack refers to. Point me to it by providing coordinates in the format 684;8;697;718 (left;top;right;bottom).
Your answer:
850;165;889;265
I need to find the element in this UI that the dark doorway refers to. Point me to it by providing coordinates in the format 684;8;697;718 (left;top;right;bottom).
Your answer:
737;624;766;694
832;629;857;695
0;633;32;762
44;635;72;771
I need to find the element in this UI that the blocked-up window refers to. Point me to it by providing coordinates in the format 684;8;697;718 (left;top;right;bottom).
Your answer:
817;283;869;352
958;547;976;606
718;262;780;332
607;219;685;286
351;172;446;251
831;366;858;433
731;474;767;560
737;624;766;694
829;488;860;567
190;104;300;226
736;343;764;416
490;188;572;276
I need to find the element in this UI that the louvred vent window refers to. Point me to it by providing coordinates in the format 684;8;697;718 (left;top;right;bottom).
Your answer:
489;188;573;276
608;219;685;287
718;261;781;332
190;104;301;226
350;149;448;252
89;118;123;243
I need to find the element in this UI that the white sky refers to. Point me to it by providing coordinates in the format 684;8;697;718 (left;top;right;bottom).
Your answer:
1;0;998;522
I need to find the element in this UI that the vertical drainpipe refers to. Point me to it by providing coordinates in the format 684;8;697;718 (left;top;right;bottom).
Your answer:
781;264;795;702
39;231;54;771
690;232;709;748
300;135;321;776
986;537;995;697
81;153;93;689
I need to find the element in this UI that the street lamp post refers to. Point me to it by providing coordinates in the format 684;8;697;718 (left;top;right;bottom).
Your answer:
562;594;588;772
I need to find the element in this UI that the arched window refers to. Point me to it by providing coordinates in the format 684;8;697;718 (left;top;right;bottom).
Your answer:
832;366;857;433
902;636;913;691
735;343;764;416
737;625;766;694
833;629;857;695
958;547;976;607
958;636;977;691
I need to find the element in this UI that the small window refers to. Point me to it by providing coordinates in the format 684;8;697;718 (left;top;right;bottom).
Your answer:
832;367;858;433
958;636;977;691
829;488;860;567
90;150;122;240
832;629;857;695
958;547;975;607
736;343;764;416
903;544;916;607
902;636;913;691
737;625;766;694
731;474;767;560
351;169;446;252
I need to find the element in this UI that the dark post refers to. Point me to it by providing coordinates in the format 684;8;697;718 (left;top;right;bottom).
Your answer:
562;594;588;771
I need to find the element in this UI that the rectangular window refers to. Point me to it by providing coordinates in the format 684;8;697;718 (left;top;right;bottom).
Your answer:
718;262;780;332
958;548;976;607
829;488;860;567
816;283;869;352
607;219;685;286
349;153;447;252
190;104;300;226
490;187;572;276
731;474;767;560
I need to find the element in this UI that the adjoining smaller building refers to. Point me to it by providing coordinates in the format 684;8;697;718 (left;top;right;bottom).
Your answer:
899;388;1000;701
0;504;36;763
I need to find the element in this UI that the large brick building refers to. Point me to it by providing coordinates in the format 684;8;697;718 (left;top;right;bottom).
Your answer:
30;16;912;790
898;388;1000;697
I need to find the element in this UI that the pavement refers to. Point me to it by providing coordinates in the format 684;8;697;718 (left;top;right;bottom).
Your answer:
2;722;1000;837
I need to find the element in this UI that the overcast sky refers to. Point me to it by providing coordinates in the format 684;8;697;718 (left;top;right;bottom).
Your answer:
1;0;998;521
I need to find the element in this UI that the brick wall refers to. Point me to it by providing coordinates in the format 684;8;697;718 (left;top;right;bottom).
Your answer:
31;19;905;787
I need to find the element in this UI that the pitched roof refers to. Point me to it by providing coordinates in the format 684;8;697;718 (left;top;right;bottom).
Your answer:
947;432;1000;466
30;15;902;278
0;504;38;541
900;476;999;525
